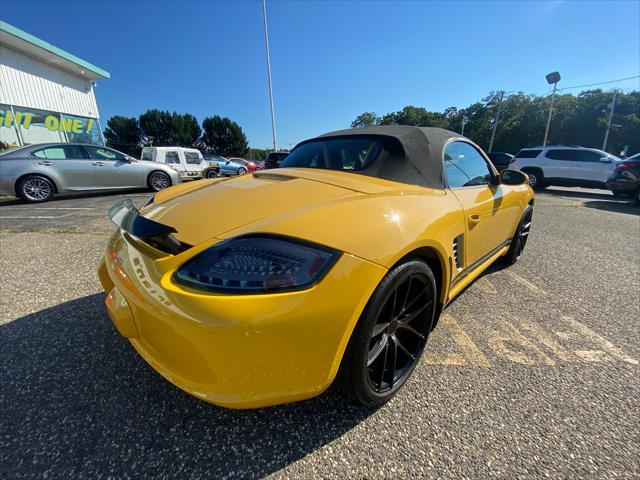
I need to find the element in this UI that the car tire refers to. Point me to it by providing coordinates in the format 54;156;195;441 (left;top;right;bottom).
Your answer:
336;259;437;407
17;175;55;203
521;168;545;190
635;188;640;206
503;204;533;265
148;171;171;192
238;167;247;175
206;169;218;179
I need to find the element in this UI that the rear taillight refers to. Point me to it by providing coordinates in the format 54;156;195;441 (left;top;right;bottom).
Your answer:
509;158;517;164
617;161;638;168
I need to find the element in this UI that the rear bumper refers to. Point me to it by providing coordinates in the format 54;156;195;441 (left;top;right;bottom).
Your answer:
99;230;386;408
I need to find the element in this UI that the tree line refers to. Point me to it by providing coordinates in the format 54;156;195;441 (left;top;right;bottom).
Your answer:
351;89;640;156
103;110;253;158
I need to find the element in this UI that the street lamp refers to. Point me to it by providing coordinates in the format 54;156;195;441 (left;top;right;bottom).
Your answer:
543;71;561;146
262;0;278;152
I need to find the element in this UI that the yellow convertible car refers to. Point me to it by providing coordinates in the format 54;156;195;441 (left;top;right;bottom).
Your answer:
98;126;534;409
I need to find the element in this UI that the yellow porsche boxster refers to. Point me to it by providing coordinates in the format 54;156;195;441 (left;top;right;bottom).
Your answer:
98;126;534;409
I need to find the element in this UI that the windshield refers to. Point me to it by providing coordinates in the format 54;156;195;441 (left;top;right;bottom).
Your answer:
281;138;382;171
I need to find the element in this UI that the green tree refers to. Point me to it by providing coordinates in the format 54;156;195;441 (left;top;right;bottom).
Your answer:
351;89;639;155
103;116;142;157
138;110;202;148
201;116;249;156
351;112;380;128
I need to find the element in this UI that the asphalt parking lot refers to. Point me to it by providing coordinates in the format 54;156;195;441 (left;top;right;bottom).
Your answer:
0;187;638;479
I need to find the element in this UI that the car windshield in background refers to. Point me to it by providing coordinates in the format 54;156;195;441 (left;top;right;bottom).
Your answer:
281;138;382;171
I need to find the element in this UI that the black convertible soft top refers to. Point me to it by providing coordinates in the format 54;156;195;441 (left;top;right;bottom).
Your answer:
296;125;463;190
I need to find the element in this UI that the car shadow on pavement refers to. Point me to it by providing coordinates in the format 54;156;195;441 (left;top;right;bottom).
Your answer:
581;200;639;216
0;294;376;479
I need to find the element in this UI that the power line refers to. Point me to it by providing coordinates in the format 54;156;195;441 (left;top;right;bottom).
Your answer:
558;75;640;91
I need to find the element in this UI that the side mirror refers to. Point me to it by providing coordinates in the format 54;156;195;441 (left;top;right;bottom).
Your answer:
500;169;528;186
226;160;230;164
599;157;611;163
124;156;134;163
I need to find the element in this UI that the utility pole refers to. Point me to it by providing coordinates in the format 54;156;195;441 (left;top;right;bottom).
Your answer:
488;91;504;153
461;115;468;136
543;71;561;146
602;89;618;152
262;0;278;152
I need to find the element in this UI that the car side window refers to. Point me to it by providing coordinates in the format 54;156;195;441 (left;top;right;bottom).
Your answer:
185;152;201;165
33;147;67;159
444;141;492;188
165;152;180;164
579;151;603;162
85;146;125;161
546;149;579;161
32;146;88;159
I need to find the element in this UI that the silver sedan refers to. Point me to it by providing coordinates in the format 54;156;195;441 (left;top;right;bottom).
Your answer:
0;143;181;203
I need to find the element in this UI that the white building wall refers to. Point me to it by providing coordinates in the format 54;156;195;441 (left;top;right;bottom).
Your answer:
0;44;100;118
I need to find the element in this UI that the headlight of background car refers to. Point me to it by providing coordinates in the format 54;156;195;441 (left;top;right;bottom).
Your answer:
174;236;340;293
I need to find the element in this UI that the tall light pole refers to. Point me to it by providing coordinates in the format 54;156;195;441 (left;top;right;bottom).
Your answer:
602;89;618;152
461;113;468;136
262;0;278;152
543;71;561;146
488;90;504;153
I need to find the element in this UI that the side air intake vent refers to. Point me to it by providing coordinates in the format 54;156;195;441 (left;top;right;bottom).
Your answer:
452;235;463;270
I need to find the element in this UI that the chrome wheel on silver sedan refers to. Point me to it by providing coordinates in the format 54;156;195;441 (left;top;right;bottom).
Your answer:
18;175;55;203
148;172;171;192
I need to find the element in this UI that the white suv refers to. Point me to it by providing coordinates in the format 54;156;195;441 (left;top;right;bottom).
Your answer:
509;146;620;190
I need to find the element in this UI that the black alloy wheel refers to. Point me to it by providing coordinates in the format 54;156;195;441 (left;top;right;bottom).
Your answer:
337;260;437;406
206;169;218;179
503;205;533;265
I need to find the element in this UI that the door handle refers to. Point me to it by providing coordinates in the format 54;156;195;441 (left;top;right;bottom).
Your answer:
92;162;105;166
468;214;481;227
37;161;52;166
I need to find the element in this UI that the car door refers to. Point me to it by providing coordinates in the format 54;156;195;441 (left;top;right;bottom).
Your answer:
84;146;143;188
543;149;580;181
184;151;204;178
31;145;96;190
578;149;616;183
164;151;184;177
445;141;516;268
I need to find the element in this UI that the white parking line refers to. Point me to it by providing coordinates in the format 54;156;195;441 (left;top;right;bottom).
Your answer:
503;270;546;295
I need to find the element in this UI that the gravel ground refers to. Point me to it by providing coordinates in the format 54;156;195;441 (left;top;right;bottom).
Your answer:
0;187;638;479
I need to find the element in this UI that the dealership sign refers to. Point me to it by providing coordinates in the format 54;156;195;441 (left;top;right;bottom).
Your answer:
0;108;95;134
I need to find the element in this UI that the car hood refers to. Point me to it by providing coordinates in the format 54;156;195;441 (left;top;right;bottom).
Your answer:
143;168;412;246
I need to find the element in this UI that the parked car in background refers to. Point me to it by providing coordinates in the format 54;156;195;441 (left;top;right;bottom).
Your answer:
141;147;208;181
606;153;640;204
201;156;221;179
227;157;262;174
487;152;513;172
509;146;620;190
0;143;180;203
207;157;249;176
265;151;289;169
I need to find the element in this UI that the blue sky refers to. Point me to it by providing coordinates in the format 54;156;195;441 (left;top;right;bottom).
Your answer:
2;0;639;149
